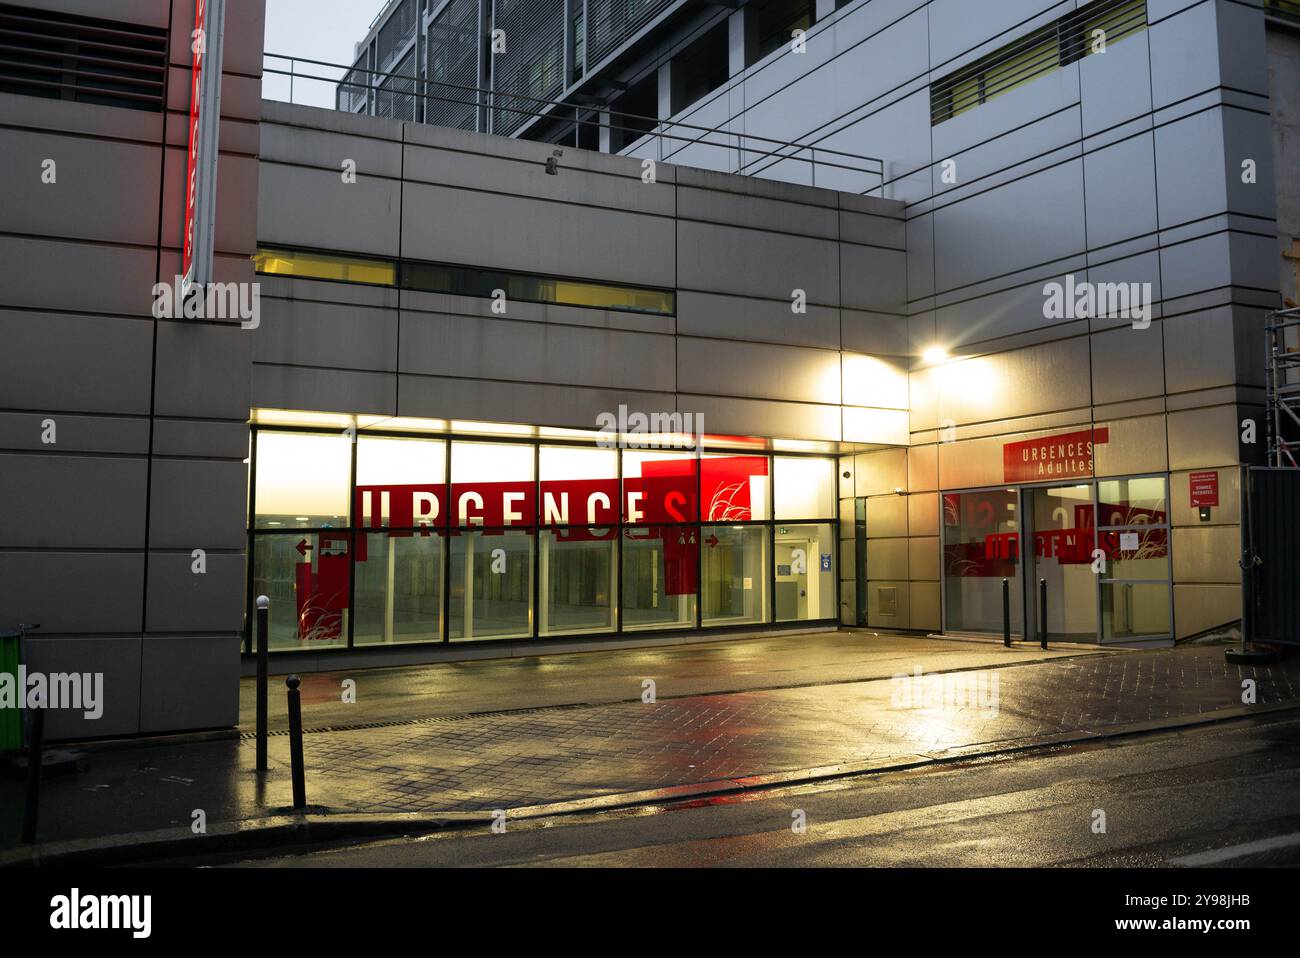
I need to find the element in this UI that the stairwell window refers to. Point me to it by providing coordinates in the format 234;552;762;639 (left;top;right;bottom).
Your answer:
931;0;1148;125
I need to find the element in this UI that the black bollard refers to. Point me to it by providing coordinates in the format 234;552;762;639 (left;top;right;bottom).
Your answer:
1002;577;1011;648
1039;578;1048;650
21;707;45;844
286;674;307;810
255;595;269;773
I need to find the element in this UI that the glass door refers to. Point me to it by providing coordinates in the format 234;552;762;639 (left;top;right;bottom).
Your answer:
942;488;1024;636
1022;483;1098;643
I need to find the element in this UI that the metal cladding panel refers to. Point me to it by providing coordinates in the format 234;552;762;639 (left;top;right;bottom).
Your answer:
492;0;565;136
377;0;417;70
427;0;479;131
338;58;370;113
377;49;416;120
587;0;673;68
1248;468;1300;646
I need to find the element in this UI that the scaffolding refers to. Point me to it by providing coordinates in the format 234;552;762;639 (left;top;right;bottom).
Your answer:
1265;305;1300;467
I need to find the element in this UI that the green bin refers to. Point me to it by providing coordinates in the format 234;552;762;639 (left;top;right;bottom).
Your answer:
0;631;20;753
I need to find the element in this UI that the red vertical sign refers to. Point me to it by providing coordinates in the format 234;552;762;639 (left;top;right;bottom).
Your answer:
182;0;206;284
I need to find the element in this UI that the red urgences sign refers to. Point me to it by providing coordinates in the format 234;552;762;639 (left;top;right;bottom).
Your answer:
1003;427;1110;483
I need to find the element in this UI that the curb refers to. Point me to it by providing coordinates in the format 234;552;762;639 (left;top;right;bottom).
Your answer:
5;698;1298;868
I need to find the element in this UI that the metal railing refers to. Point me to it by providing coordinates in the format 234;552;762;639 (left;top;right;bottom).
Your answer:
262;52;886;193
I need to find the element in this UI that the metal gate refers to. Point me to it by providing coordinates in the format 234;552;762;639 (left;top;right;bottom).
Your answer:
1243;466;1300;646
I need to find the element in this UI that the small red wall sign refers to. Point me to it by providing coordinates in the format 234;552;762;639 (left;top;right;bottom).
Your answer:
1003;428;1109;483
1189;470;1219;507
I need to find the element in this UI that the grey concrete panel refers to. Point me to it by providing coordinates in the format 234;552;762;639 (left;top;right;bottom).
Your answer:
1149;0;1222;109
139;635;241;733
678;290;840;349
928;0;1068;67
677;185;839;239
1167;404;1241;470
866;579;911;629
400;374;672;432
866;537;909;580
404;141;676;216
910;580;941;630
0;412;150;455
1163;306;1244;394
854;447;907;497
258;161;401;257
1079;27;1154;138
255;298;398;373
147;458;249;550
252;363;396;416
22;636;141;740
813;90;934;204
676;219;839;304
402;182;676;288
838;208;906;251
909;536;940;581
0;311;152;414
151;419;250;460
678;337;842;404
399;311;676;392
677;393;843;442
1094;412;1169;476
1173;582;1238;639
865;494;907;537
0;454;146;549
934;107;1081;203
1171;524;1240;583
1084;134;1159;250
260;121;404;179
933;161;1086;294
1159;232;1234;301
908;445;938;492
0;552;143;634
840;244;908;313
1154;109;1228;227
908;490;940;535
146;551;245;633
0;237;158;316
153;321;252;420
842;309;910;357
1091;322;1165;405
938;337;1092;426
842;352;909;409
0;130;160;246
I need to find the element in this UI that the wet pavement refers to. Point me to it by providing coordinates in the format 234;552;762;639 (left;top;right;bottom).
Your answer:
2;632;1297;850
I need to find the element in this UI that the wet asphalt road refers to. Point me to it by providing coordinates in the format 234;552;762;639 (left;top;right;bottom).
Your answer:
230;713;1300;868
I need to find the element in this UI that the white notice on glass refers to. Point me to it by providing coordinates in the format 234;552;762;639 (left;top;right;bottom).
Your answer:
1119;532;1139;552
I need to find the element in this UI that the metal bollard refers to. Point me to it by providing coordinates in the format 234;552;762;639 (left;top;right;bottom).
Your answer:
286;674;307;810
1039;578;1048;650
21;707;45;844
1001;577;1011;648
255;595;269;773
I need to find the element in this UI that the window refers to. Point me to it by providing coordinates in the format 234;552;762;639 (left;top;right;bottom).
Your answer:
573;11;586;78
931;0;1148;125
254;249;396;286
1096;476;1170;640
702;524;770;626
773;457;835;520
0;4;167;112
254;432;352;529
250;432;841;650
255;248;675;315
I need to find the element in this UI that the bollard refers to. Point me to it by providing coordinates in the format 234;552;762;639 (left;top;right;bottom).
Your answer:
21;707;45;844
1001;578;1011;648
255;595;269;773
286;674;307;810
1039;578;1048;650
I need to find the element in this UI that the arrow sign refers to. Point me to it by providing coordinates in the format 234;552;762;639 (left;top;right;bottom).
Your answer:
706;534;718;548
296;539;312;557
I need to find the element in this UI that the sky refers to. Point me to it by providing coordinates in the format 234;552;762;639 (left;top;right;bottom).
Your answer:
262;0;389;108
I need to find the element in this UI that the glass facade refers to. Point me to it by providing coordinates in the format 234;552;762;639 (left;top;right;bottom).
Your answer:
940;475;1172;642
249;428;837;651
